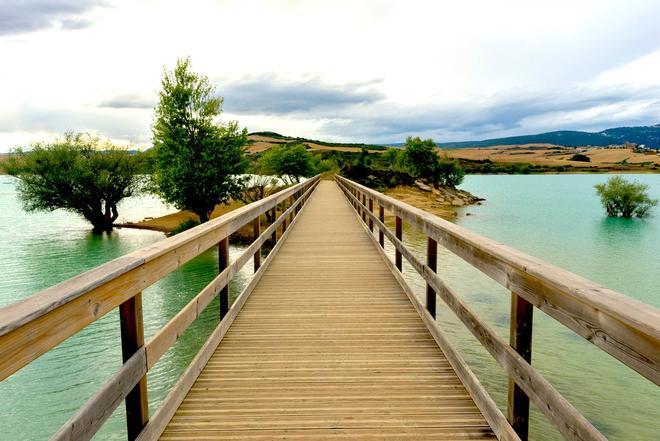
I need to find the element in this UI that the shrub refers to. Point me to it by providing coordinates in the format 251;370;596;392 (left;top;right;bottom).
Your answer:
594;176;657;218
570;153;591;162
259;142;314;183
170;218;200;235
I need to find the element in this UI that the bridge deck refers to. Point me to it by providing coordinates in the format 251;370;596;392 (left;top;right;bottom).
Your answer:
160;181;495;440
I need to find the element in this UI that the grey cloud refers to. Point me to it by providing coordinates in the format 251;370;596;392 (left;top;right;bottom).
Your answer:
97;94;156;109
315;85;660;143
0;0;107;36
220;74;385;114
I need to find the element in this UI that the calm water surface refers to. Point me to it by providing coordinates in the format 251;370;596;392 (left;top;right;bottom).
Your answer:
0;174;658;440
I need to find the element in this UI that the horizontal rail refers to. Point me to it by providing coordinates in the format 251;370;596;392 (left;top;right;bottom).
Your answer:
46;176;320;441
0;176;320;382
336;175;660;385
339;182;604;441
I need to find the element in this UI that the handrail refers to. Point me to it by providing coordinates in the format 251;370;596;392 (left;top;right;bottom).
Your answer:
0;175;320;440
336;174;659;441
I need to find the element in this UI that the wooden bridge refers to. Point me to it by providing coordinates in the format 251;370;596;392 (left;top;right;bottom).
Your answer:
0;176;657;441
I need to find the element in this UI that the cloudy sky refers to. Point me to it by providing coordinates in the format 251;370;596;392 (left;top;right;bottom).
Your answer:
1;0;660;151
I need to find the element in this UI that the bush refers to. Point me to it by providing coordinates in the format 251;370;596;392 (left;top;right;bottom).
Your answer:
570;153;591;162
170;218;200;235
594;176;657;218
259;142;314;183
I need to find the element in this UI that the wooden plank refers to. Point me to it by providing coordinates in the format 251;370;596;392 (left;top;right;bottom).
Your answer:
157;181;496;441
336;175;660;385
120;293;149;440
0;177;321;382
507;293;533;440
340;186;606;441
138;180;320;441
50;348;147;441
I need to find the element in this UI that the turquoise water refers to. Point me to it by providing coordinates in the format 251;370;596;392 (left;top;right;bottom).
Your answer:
0;174;658;440
385;174;659;440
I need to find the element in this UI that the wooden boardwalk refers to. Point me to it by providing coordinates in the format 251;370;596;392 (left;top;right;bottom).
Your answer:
159;181;495;440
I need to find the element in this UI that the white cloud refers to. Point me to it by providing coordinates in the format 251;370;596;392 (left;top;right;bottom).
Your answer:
1;0;659;151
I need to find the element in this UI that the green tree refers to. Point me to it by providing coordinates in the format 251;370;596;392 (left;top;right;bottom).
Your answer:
594;176;657;218
402;137;465;188
6;132;141;233
402;136;438;185
259;143;314;184
437;158;465;188
152;57;248;222
384;148;401;169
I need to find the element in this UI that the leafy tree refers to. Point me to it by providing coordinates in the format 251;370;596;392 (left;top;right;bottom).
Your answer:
6;132;142;233
237;175;280;222
152;57;248;222
259;143;314;184
437;158;466;188
384;148;401;169
402;137;465;188
594;176;657;218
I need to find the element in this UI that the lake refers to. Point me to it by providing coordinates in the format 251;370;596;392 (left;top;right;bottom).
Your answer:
0;174;658;440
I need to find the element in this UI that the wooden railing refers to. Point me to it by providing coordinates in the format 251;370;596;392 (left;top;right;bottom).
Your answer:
0;175;321;441
336;175;659;441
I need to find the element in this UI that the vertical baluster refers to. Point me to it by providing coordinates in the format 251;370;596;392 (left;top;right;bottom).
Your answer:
378;205;385;248
289;195;294;223
395;216;402;271
361;194;366;223
270;207;277;247
218;237;229;319
508;292;533;440
119;293;149;440
282;198;288;233
426;238;437;318
368;198;374;232
253;215;261;272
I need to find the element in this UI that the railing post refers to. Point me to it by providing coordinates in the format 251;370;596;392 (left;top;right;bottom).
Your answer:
508;292;533;440
282;198;288;233
361;194;366;223
289;195;294;223
253;216;261;272
119;293;148;440
395;216;402;271
426;238;437;318
378;205;385;248
368;198;374;232
218;237;229;319
270;207;277;247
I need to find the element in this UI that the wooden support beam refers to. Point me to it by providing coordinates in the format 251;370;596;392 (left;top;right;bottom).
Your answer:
119;293;149;440
218;237;229;319
395;216;402;271
361;194;366;223
426;237;437;318
368;198;374;232
252;216;261;272
378;205;385;248
289;195;294;223
508;292;534;440
270;207;277;247
282;198;288;233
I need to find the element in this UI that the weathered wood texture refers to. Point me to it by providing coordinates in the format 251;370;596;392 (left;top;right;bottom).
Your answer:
336;175;660;385
158;181;496;441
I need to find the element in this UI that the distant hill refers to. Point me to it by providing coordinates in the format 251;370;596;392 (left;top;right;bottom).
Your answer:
438;125;660;149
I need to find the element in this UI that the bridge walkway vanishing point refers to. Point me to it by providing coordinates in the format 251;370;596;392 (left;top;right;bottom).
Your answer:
159;180;496;440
